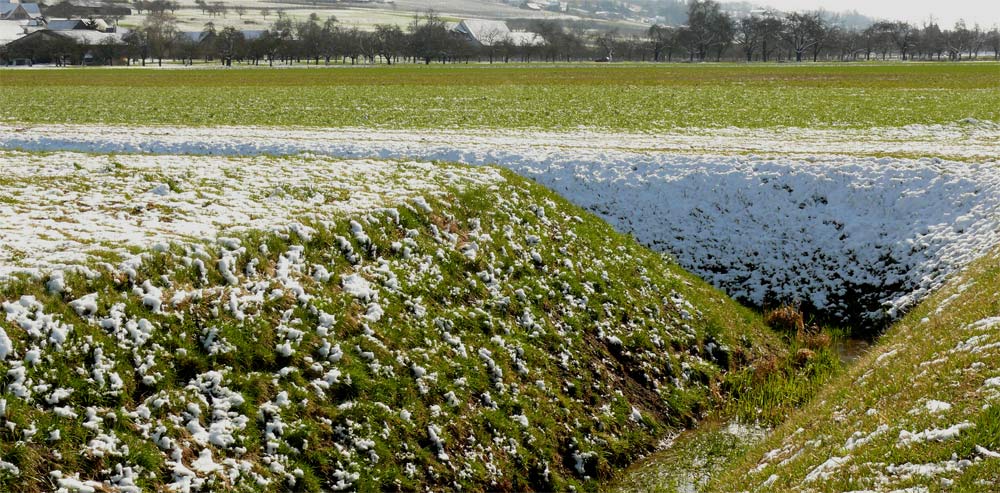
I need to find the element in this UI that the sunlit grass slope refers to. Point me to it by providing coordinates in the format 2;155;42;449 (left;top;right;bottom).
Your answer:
707;247;1000;492
0;167;785;492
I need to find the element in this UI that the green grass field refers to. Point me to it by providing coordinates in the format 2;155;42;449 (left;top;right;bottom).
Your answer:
2;63;999;130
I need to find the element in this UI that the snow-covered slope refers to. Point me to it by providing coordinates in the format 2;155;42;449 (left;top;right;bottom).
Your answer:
0;151;501;279
511;154;1000;327
706;246;1000;492
0;156;780;492
7;124;1000;328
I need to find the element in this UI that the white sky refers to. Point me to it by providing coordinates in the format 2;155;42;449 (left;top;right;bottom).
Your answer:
761;0;1000;27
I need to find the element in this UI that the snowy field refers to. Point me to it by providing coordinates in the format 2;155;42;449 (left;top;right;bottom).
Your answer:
5;121;1000;161
115;0;576;32
5;123;1000;326
0;150;503;278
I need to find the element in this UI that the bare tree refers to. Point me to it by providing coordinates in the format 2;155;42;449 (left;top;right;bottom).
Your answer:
595;29;618;61
373;24;404;64
808;13;834;61
476;24;507;63
753;10;783;62
216;26;244;65
142;11;177;66
875;21;916;60
123;28;149;65
209;1;227;18
918;21;945;60
830;27;862;60
172;29;198;65
296;13;325;64
734;15;761;62
781;12;823;62
988;27;1000;60
647;24;677;62
408;12;451;64
968;23;987;59
679;0;733;61
946;20;971;60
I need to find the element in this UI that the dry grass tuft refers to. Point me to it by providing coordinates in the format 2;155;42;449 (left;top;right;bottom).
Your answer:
793;348;816;368
764;305;805;333
796;324;832;351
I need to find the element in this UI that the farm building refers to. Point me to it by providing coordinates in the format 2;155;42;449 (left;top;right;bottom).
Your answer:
0;0;42;20
2;28;124;64
178;29;266;45
450;19;544;48
43;0;131;18
45;19;89;31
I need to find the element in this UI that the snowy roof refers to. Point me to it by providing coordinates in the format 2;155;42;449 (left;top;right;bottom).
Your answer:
64;0;128;6
22;22;45;35
242;29;265;41
0;2;41;19
47;19;88;31
507;31;544;47
179;30;211;43
451;19;544;47
453;19;510;43
179;29;266;43
0;19;25;43
56;30;124;45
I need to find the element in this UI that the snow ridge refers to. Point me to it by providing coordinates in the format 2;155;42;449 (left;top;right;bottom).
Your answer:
4;124;1000;326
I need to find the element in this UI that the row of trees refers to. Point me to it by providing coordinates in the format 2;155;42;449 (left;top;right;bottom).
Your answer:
131;3;1000;67
125;12;492;66
9;1;1000;66
647;1;1000;63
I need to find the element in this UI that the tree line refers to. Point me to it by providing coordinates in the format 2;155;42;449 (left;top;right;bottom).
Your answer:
6;0;1000;66
648;1;1000;62
133;2;1000;67
126;11;491;67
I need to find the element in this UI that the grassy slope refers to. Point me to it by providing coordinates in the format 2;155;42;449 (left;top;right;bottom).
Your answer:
2;63;1000;129
0;167;785;492
609;318;843;493
705;248;1000;492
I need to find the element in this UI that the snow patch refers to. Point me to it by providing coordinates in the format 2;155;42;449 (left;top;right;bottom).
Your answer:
7;124;1000;326
898;423;975;447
